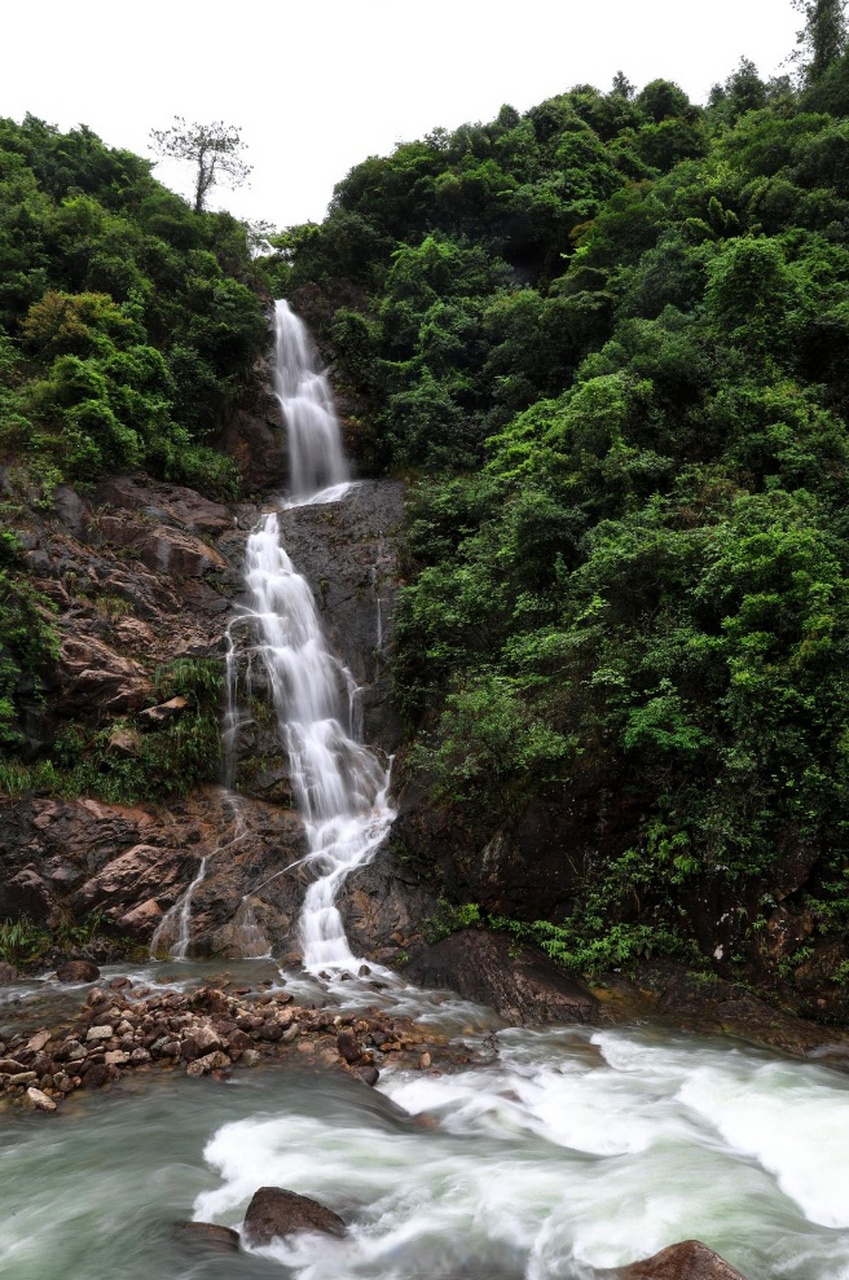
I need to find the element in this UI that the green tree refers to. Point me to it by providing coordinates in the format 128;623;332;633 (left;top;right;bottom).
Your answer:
794;0;847;82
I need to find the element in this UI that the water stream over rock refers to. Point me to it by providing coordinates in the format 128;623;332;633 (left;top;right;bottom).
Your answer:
232;300;396;970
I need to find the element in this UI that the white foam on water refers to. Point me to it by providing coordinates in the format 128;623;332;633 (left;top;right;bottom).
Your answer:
192;1026;849;1278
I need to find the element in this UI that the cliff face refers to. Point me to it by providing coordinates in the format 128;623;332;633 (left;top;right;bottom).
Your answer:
0;468;421;963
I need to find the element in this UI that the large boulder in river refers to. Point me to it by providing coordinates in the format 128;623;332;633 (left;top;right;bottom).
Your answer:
55;960;100;983
242;1187;347;1246
614;1240;750;1279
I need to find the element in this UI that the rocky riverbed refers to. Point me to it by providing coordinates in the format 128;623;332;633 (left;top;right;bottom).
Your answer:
0;969;467;1115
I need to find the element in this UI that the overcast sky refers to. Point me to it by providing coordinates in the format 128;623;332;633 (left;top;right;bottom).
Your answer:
8;1;801;229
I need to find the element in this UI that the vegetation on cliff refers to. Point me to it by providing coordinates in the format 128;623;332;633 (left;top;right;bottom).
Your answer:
0;114;267;499
268;20;849;1006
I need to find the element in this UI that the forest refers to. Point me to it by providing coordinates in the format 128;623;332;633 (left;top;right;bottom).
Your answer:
4;0;849;1003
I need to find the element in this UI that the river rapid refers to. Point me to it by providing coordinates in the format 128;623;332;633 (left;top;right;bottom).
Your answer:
3;302;848;1279
3;959;849;1279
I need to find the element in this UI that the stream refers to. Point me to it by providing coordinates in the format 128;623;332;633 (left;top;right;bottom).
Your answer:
2;302;849;1279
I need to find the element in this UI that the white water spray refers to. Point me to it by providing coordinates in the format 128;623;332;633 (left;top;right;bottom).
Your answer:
236;301;396;969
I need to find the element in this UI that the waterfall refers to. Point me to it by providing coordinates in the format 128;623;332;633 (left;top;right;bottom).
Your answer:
235;301;396;969
272;298;350;499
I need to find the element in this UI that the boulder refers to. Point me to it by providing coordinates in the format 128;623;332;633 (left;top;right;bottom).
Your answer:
404;930;598;1024
173;1221;240;1254
242;1187;347;1246
55;960;101;984
615;1240;749;1279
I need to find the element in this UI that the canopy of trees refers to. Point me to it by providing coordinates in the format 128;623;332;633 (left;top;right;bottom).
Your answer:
0;113;267;496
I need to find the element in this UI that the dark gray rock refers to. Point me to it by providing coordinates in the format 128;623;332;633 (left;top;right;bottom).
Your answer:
173;1220;241;1254
404;930;598;1024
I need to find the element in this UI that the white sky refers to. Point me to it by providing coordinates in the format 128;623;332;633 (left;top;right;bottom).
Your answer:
7;0;801;229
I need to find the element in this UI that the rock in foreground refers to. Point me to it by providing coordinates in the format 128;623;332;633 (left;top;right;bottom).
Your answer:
616;1239;749;1279
243;1186;347;1246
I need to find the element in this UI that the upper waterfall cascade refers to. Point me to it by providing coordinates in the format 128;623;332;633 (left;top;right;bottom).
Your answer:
272;298;350;499
238;301;396;969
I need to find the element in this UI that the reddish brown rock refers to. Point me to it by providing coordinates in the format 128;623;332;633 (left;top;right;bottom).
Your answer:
242;1187;347;1246
55;960;100;984
336;1029;361;1063
615;1240;750;1279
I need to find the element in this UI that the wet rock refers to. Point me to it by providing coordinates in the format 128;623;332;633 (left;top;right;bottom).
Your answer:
0;962;19;984
80;1063;109;1089
337;1029;361;1063
24;1087;57;1113
55;960;101;984
173;1220;241;1254
242;1186;347;1246
356;1064;380;1086
185;1050;232;1077
404;930;598;1024
614;1239;749;1279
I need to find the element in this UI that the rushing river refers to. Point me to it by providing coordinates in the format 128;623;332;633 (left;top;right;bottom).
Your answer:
3;963;849;1279
3;303;849;1279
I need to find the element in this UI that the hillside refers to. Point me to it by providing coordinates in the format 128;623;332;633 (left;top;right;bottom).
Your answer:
5;28;849;1024
272;47;849;1021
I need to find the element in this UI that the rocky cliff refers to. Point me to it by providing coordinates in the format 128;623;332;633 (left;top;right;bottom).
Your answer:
0;466;426;965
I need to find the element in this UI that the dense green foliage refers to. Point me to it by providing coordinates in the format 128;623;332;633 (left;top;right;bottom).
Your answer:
0;114;267;496
267;30;849;979
0;116;270;799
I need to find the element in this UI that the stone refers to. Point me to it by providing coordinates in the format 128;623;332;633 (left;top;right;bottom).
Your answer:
185;1050;231;1077
25;1087;57;1112
242;1187;347;1247
404;930;598;1025
0;962;19;984
137;696;189;728
173;1221;240;1254
615;1240;750;1279
80;1063;109;1089
85;1025;114;1043
336;1029;361;1063
55;960;101;984
26;1029;52;1053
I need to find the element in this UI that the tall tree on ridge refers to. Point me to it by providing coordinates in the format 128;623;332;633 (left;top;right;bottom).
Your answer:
793;0;848;81
149;117;252;213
